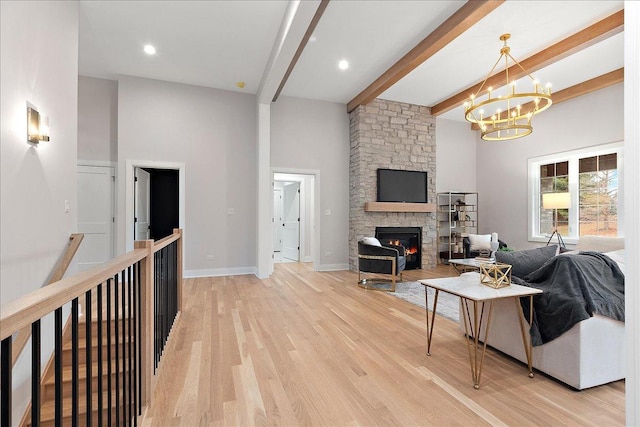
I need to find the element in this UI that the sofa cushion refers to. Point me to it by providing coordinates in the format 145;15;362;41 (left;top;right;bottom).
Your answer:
495;245;558;278
468;234;492;251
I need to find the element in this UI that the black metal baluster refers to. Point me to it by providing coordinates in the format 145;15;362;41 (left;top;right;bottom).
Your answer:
55;307;63;427
31;320;41;427
86;291;93;427
72;298;79;427
121;269;127;427
168;244;173;330
128;266;133;426
136;262;142;417
114;275;120;427
173;241;177;323
97;284;103;427
107;278;113;427
1;337;12;427
154;252;159;371
162;247;167;353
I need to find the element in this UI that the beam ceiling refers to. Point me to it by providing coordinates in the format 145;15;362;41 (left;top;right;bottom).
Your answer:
432;9;624;117
346;0;505;113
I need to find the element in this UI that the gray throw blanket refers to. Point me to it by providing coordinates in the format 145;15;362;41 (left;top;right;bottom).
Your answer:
513;252;625;346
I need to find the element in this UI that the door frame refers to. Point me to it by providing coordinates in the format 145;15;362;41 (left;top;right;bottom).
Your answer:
270;168;320;274
125;159;185;252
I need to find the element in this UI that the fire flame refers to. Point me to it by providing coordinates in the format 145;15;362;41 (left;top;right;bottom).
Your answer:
386;240;418;256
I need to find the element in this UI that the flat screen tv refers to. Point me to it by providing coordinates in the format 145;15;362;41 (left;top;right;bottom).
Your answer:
377;169;427;203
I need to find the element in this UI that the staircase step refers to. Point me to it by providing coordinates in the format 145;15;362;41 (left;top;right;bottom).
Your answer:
27;390;138;427
60;335;133;367
43;366;134;400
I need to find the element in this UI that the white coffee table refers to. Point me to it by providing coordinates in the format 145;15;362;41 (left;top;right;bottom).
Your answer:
419;273;543;389
448;258;493;274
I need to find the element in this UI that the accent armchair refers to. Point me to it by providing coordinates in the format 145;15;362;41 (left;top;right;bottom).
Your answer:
357;240;406;292
462;236;507;258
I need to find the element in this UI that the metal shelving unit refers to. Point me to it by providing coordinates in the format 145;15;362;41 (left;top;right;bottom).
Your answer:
436;192;478;263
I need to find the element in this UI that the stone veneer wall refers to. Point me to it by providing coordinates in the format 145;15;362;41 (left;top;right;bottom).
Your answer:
349;98;437;271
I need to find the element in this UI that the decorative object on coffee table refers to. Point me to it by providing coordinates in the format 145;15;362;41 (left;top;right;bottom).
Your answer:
480;262;512;288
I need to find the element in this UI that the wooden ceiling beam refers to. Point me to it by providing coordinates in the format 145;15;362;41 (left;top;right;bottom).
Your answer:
272;0;330;103
433;9;624;117
470;68;624;129
346;0;505;113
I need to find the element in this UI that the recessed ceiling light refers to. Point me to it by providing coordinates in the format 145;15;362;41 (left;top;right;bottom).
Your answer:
338;59;349;70
236;81;246;89
144;45;156;55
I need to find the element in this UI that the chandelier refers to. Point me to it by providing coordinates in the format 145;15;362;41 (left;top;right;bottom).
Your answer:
464;34;552;141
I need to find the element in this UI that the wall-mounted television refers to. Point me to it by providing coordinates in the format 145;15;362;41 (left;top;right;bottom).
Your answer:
377;169;428;203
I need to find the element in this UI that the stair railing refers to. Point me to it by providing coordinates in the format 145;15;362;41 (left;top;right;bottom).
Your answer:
0;229;183;427
10;233;84;369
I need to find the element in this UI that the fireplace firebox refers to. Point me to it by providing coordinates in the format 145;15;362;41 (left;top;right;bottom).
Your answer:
375;227;422;270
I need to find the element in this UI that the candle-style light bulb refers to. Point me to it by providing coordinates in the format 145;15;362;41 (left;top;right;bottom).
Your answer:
546;82;552;95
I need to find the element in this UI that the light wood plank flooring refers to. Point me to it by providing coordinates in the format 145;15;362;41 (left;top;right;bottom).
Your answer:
143;263;625;426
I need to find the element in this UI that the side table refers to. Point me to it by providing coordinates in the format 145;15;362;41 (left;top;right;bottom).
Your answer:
419;273;542;389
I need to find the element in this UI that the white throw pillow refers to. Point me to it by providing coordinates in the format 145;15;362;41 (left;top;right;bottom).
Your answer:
362;237;382;247
468;234;492;251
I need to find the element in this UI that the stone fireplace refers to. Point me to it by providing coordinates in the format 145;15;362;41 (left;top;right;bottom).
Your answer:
349;99;437;271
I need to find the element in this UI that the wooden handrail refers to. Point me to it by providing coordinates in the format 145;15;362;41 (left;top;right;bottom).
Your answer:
153;230;181;252
1;229;184;424
10;234;84;367
0;249;147;341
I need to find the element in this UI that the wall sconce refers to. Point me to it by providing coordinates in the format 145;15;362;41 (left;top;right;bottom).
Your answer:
27;106;50;143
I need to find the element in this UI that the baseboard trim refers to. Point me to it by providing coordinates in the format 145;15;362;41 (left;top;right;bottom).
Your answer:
184;267;257;278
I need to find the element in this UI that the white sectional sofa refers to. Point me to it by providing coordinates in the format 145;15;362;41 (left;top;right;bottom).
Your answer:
460;236;625;389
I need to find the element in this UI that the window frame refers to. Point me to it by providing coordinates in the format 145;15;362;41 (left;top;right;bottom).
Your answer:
528;141;624;245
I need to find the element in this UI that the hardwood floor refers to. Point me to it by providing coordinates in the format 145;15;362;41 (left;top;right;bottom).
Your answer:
143;263;625;426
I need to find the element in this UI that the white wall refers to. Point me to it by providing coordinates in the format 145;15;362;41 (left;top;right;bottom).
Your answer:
117;76;257;274
271;96;350;270
435;118;477;193
0;0;79;420
78;76;117;162
0;1;79;301
476;84;624;250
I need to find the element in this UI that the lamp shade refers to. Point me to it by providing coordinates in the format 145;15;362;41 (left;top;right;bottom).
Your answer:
542;192;570;209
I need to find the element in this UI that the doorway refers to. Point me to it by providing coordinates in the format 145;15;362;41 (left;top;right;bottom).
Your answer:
274;181;300;262
134;167;179;241
125;160;185;252
272;172;316;266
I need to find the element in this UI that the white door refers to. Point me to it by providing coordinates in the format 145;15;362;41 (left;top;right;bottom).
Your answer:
273;188;283;252
134;168;150;240
282;183;300;261
77;165;114;271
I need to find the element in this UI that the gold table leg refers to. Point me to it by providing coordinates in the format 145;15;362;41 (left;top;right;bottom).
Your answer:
424;288;439;356
461;298;494;389
515;295;535;378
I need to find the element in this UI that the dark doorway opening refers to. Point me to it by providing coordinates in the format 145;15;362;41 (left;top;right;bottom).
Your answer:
143;168;179;240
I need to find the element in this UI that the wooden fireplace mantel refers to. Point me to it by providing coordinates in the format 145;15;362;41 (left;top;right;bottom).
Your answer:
364;202;436;213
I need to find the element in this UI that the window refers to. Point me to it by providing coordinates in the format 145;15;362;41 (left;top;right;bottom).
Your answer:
528;143;623;244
